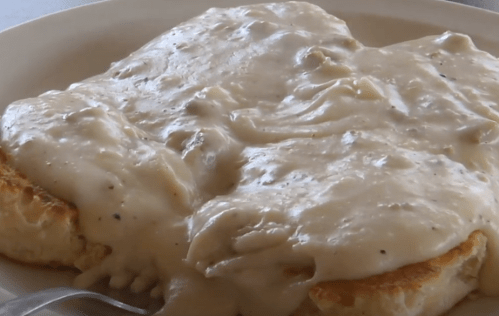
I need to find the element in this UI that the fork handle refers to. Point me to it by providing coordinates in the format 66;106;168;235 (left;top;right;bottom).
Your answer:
0;287;148;316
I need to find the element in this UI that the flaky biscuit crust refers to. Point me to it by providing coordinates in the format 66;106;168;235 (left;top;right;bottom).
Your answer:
0;148;109;270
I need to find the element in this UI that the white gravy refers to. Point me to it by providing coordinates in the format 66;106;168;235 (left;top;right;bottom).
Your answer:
3;2;499;315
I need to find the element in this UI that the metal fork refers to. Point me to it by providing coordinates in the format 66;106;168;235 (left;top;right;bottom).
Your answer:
0;287;155;316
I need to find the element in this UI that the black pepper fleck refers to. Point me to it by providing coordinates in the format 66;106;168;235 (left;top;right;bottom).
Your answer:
108;185;114;190
380;250;386;254
113;213;121;220
440;74;447;78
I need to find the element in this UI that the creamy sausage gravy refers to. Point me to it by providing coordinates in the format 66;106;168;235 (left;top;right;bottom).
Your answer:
2;1;499;315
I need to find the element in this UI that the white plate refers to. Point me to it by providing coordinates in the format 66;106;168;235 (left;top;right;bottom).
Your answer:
1;0;499;315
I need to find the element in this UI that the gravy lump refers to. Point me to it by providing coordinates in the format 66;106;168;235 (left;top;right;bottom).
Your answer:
3;2;499;315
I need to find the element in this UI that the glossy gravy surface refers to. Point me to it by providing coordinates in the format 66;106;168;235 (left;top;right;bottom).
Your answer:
3;2;499;315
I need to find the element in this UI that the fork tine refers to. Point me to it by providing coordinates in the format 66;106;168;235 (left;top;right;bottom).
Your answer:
0;287;149;316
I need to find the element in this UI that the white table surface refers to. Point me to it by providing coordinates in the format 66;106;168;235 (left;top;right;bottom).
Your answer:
0;0;497;33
